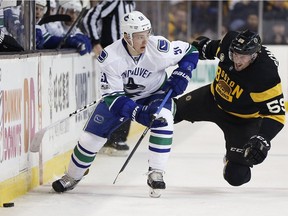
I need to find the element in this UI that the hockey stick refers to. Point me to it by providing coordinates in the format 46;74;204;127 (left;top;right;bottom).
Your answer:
38;14;72;25
30;99;100;153
113;89;173;184
57;7;87;49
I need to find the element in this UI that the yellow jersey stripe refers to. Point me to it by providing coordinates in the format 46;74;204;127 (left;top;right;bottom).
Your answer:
250;83;282;102
217;104;285;124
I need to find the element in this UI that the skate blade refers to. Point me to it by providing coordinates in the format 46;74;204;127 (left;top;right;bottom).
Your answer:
149;187;162;198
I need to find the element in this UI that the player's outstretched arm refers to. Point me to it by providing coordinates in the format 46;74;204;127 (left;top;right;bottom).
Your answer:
192;36;220;60
161;45;199;97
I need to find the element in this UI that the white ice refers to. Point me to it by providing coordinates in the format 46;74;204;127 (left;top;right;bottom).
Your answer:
1;121;288;216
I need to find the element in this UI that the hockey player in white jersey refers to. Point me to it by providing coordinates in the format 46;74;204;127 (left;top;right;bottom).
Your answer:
52;11;199;198
35;0;91;55
45;1;83;37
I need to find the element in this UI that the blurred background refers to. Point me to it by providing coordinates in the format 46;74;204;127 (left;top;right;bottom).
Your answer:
1;0;288;52
138;0;288;44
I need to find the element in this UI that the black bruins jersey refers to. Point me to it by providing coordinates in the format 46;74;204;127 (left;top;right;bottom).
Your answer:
206;31;285;140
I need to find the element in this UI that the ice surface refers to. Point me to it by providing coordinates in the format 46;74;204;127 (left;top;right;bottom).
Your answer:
1;121;288;216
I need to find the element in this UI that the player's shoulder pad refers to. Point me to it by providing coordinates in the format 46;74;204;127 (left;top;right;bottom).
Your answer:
261;45;279;67
157;39;170;53
150;35;170;53
255;46;279;78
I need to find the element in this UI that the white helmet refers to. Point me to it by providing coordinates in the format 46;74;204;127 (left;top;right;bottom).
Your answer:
60;0;82;12
36;0;47;7
121;11;151;39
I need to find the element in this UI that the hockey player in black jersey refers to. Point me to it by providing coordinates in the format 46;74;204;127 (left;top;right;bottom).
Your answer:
174;30;286;186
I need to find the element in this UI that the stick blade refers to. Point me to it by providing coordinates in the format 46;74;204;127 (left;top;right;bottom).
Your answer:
113;172;121;184
30;129;47;152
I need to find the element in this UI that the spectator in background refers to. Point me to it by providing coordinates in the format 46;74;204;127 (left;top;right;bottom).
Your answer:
168;2;188;42
82;0;135;156
245;12;259;32
191;1;218;39
228;0;258;31
263;1;288;44
264;0;288;20
265;21;288;44
35;0;92;55
230;11;259;32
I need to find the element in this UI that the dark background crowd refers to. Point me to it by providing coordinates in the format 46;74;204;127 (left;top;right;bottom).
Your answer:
167;0;288;44
0;0;287;53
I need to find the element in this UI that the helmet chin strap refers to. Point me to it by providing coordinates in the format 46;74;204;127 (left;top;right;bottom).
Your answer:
124;37;139;55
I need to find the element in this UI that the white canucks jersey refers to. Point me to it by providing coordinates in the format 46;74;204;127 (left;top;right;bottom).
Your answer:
97;35;191;100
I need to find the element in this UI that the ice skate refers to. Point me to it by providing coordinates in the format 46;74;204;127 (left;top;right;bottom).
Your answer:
52;169;89;193
52;174;80;193
99;141;129;156
147;169;166;198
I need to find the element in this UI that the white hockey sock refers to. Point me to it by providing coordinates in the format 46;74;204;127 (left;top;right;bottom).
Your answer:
67;132;107;180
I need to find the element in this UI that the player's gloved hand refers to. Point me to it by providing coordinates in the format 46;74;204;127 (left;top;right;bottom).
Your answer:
131;104;167;128
65;34;92;56
74;33;92;54
192;36;214;60
109;96;167;128
161;67;192;97
0;30;24;51
243;135;271;165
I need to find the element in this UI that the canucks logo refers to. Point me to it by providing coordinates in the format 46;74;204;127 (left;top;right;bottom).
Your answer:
124;15;129;21
157;40;169;53
124;77;145;94
97;50;108;63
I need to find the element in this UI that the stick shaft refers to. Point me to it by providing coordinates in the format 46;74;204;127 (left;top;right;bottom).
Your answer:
38;14;72;25
113;90;173;184
30;99;100;152
57;7;87;49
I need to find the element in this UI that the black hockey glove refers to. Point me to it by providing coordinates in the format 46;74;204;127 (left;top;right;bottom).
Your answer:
0;30;24;52
192;36;212;60
243;135;271;166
